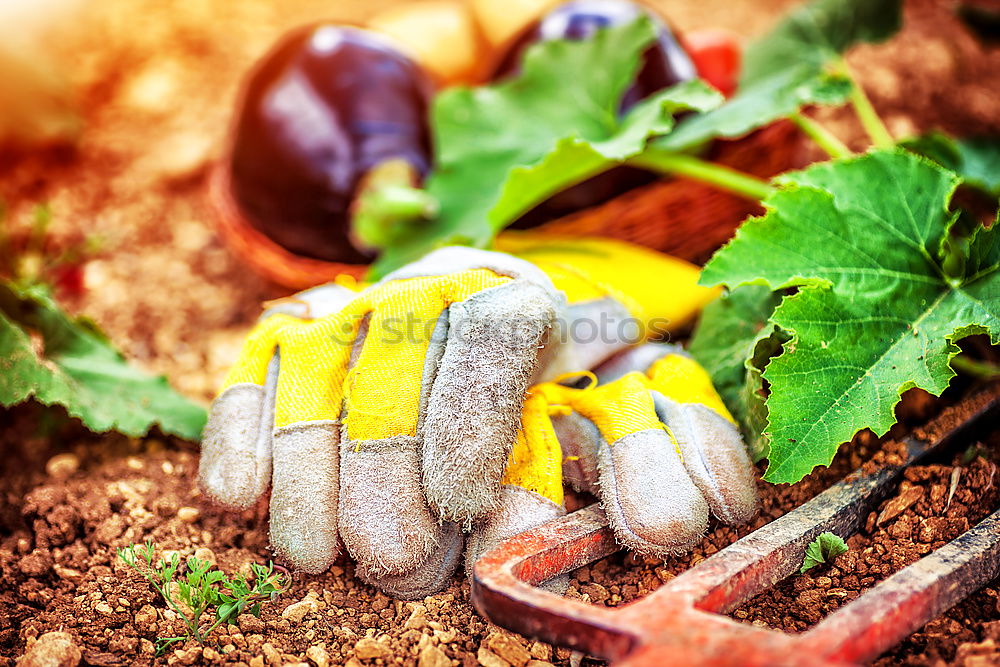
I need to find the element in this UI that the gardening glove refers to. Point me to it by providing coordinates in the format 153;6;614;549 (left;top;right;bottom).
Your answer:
199;238;737;596
199;248;564;585
459;342;758;579
559;342;759;554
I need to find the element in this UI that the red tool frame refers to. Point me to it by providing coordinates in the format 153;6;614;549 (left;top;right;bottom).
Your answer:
472;396;1000;666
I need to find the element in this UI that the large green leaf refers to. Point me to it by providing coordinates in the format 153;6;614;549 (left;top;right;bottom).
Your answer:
689;284;782;461
0;280;207;439
656;0;901;152
701;150;1000;483
489;81;722;228
902;132;1000;198
370;0;905;276
370;18;720;275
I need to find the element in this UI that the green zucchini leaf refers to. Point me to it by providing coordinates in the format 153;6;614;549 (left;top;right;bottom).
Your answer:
0;280;206;440
370;18;721;275
701;150;1000;483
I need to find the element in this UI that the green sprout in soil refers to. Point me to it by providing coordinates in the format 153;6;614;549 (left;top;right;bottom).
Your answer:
800;532;849;574
118;541;289;656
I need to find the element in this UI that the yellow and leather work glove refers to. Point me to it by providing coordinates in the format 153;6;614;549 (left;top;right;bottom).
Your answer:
462;341;759;574
199;239;758;598
200;247;562;595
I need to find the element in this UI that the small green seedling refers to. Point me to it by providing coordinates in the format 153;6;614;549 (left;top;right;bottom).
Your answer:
118;541;288;656
800;532;848;574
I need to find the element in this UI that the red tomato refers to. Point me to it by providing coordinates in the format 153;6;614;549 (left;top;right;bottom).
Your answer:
53;264;85;298
683;29;741;97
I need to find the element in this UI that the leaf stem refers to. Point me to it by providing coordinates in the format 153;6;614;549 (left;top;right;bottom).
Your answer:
951;355;1000;380
839;59;893;148
790;112;852;159
629;149;776;202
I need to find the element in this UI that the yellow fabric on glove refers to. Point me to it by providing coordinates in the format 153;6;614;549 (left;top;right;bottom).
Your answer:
495;232;720;334
501;390;565;505
647;354;734;423
506;350;734;498
220;268;511;435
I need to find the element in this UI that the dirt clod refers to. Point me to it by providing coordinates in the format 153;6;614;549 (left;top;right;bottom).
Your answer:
18;549;53;577
176;506;200;523
16;632;81;667
487;633;532;667
281;592;320;623
354;637;391;661
477;646;512;667
44;454;80;481
305;643;330;667
877;484;924;525
238;614;266;635
418;644;451;667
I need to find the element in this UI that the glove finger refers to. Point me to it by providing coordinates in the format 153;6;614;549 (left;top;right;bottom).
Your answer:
651;393;758;525
603;347;758;524
565;374;709;556
465;391;566;576
356;522;465;600
646;353;758;525
267;299;362;573
338;311;451;577
422;279;558;524
199;314;290;509
269;416;341;573
340;431;452;576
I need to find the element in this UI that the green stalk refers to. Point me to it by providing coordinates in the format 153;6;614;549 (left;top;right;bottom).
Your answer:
629;149;776;202
143;576;203;644
351;160;439;251
364;185;438;221
951;355;1000;380
839;59;893;148
790;112;851;159
353;184;439;249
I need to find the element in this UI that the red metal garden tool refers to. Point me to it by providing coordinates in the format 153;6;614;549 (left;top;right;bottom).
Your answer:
472;394;1000;666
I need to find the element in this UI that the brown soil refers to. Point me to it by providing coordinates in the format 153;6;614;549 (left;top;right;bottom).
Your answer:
2;385;996;666
3;0;1000;665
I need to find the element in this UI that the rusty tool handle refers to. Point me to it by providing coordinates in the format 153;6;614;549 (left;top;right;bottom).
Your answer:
472;394;1000;666
804;507;1000;664
471;505;636;658
655;395;1000;614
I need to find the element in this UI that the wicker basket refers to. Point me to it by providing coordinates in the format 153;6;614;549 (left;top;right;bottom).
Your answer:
530;120;801;265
